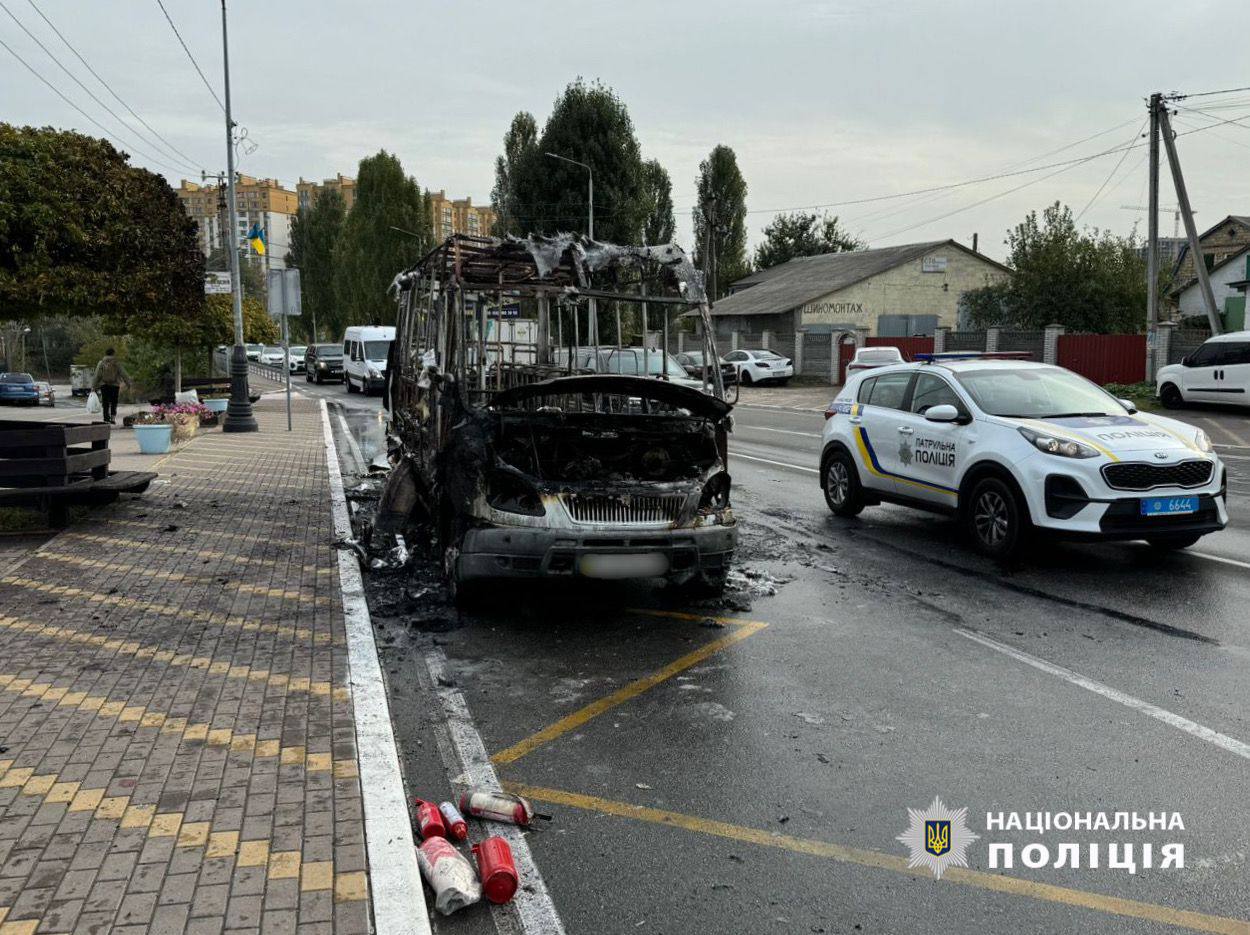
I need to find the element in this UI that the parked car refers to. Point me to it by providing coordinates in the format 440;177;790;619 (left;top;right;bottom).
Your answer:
342;325;395;394
555;346;706;391
0;372;40;406
821;355;1225;559
675;351;737;386
259;346;287;366
723;348;795;385
846;346;905;376
305;344;344;384
287;346;307;373
1156;330;1250;409
34;381;55;407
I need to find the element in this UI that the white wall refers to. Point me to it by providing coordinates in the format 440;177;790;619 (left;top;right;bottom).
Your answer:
1177;250;1249;317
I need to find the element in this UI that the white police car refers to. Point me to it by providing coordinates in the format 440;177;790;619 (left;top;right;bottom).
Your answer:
819;354;1227;558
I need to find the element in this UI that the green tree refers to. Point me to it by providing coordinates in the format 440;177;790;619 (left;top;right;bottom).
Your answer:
289;188;346;341
490;112;538;236
693;145;749;299
640;159;675;244
0;124;204;326
333;151;430;327
753;211;864;270
503;80;647;243
962;202;1147;332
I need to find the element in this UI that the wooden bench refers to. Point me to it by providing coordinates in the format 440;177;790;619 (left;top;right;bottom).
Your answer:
0;420;155;527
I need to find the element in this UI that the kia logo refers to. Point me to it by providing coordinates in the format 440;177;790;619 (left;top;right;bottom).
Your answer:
1153;452;1169;460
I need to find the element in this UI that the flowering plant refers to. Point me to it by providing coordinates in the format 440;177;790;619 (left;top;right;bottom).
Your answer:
153;402;212;420
130;410;162;425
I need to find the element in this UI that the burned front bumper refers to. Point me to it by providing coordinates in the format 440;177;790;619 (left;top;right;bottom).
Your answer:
457;522;736;584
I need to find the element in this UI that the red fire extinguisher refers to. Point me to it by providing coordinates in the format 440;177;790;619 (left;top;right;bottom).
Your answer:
438;801;468;841
412;798;446;840
459;788;551;827
473;836;519;904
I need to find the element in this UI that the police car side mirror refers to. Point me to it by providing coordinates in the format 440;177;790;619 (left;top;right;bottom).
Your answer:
1118;398;1138;414
923;404;960;423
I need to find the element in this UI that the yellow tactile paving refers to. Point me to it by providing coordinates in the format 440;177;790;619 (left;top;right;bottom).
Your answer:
53;529;330;577
334;871;369;903
177;821;211;848
148;812;183;838
237;839;270;868
301;860;334;892
206;830;239;859
268;850;302;880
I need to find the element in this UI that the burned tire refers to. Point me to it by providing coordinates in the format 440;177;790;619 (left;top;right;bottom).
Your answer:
823;449;866;517
966;476;1030;560
1159;383;1184;409
1146;533;1202;551
673;565;729;600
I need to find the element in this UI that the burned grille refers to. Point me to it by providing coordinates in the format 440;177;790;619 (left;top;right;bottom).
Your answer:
561;493;685;526
1101;459;1214;491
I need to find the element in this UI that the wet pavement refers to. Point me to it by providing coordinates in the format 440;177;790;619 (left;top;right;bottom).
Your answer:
312;379;1250;935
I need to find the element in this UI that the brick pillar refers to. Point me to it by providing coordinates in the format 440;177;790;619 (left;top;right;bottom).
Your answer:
1043;323;1065;366
794;331;805;375
1155;321;1175;376
761;330;773;350
854;327;870;348
677;331;685;354
830;336;841;385
985;327;1001;352
934;326;949;354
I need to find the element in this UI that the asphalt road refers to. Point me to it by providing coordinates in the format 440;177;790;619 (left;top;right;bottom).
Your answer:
313;377;1250;935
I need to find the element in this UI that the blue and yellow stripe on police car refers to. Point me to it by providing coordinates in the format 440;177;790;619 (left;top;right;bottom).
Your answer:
853;426;959;498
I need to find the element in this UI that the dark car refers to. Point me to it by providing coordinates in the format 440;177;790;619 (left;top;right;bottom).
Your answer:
0;372;39;406
675;351;737;386
304;344;344;384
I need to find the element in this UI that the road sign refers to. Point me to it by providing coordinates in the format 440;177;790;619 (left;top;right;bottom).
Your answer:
267;268;302;317
205;271;232;294
489;302;521;318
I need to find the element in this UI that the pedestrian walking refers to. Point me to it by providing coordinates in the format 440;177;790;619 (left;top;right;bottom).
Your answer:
92;348;132;424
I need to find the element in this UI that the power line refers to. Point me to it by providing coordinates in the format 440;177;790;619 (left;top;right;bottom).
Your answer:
1172;85;1250;101
24;0;204;171
1075;119;1147;221
154;0;225;113
0;0;201;173
0;34;189;175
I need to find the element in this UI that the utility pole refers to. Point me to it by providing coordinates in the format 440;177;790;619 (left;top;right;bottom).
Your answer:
1157;100;1222;334
220;0;258;432
1146;93;1160;380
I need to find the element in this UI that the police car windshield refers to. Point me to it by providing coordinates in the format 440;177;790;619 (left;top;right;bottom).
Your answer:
953;367;1121;418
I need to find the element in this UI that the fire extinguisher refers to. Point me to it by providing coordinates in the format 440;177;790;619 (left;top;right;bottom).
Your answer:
438;801;468;841
412;798;446;840
473;836;519;904
459;788;552;827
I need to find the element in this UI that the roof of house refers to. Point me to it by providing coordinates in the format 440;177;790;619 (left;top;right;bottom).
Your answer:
1171;243;1250;297
1169;215;1250;280
708;239;1010;318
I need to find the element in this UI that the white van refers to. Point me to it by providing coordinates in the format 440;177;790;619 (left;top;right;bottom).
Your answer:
342;325;395;394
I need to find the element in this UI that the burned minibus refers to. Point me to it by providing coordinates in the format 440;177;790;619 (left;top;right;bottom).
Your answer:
378;234;736;602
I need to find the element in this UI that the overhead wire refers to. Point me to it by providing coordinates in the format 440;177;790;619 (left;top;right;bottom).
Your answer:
0;0;201;174
23;0;204;171
1074;118;1148;222
154;0;225;113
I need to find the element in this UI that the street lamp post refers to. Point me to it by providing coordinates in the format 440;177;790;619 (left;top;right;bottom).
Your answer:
545;152;596;345
219;0;257;432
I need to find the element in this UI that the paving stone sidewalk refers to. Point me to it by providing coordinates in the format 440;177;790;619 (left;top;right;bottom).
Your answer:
0;396;371;935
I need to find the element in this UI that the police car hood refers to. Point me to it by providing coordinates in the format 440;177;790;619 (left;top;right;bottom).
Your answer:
1003;413;1202;455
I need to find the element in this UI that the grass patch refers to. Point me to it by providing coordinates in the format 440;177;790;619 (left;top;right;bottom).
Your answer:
1103;381;1159;411
0;506;46;533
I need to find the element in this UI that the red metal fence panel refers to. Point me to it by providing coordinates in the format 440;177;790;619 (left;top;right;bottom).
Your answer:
1057;334;1146;385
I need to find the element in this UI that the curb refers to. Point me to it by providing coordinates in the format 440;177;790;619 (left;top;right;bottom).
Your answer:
320;399;431;935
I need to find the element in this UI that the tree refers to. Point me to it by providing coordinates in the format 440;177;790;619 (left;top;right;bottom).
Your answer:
961;202;1147;332
753;211;864;270
640;160;675;245
490;112;538;236
289;188;346;341
693;145;749;299
206;246;266;299
333;151;431;327
501;80;647;244
0;124;204;326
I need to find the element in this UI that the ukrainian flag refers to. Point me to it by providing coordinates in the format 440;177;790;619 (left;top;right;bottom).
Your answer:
246;222;267;256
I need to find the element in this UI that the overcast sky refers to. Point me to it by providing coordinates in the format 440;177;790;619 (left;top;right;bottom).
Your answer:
4;0;1247;260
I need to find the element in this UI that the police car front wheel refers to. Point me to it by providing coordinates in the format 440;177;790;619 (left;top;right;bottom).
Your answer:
823;450;866;517
966;476;1029;559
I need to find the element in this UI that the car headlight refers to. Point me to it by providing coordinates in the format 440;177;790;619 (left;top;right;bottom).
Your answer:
317;362;326;369
699;472;732;511
1018;426;1099;459
1195;429;1212;453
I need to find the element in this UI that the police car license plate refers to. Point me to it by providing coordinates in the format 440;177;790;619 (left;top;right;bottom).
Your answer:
1140;496;1198;517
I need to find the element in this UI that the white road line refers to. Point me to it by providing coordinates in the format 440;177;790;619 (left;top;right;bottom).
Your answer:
729;450;820;473
424;649;567;935
734;425;822;438
336;408;367;473
320;399;430;935
1189;551;1250;572
955;627;1250;761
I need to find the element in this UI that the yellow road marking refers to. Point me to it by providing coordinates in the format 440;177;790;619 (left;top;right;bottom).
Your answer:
491;620;767;766
0;618;347;701
628;607;767;628
508;783;1250;935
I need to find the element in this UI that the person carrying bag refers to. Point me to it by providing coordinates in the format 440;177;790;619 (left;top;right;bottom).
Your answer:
91;348;132;424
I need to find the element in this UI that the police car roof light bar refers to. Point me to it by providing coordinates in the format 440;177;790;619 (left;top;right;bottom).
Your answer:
914;351;1034;364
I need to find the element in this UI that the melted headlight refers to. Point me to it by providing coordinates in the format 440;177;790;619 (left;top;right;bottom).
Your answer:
699;472;732;511
486;471;545;516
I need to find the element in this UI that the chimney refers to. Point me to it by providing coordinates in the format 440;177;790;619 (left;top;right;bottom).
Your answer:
972;232;979;254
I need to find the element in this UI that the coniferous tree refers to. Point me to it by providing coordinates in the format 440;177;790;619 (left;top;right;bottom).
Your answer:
693;145;749;299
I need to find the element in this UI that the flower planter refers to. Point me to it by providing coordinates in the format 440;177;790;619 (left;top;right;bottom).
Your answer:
204;398;228;415
166;414;199;443
134;423;173;455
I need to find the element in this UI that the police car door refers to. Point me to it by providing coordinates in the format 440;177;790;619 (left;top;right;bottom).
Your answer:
853;370;914;497
889;372;967;507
